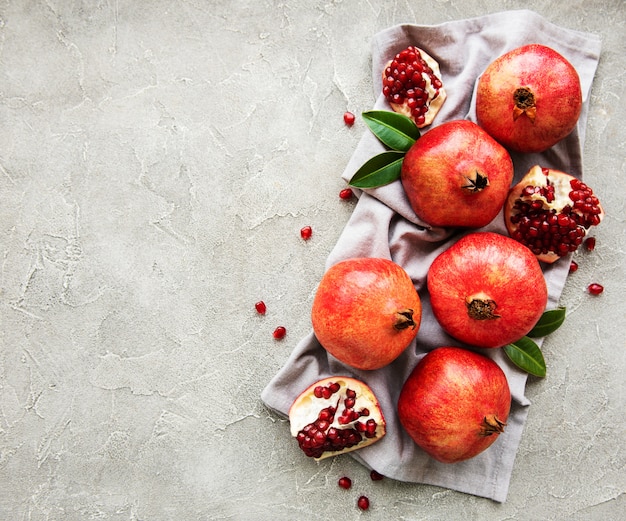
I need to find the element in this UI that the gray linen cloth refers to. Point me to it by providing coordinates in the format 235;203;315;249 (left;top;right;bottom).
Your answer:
261;10;601;502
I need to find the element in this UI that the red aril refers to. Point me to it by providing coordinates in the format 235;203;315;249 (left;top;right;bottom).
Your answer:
300;226;313;240
357;496;370;510
338;476;352;489
584;237;597;251
273;326;287;339
370;469;384;481
427;232;547;348
255;301;267;315
504;166;604;263
288;376;386;460
588;283;604;295
343;111;356;126
398;346;511;463
569;261;579;274
401;120;513;228
312;258;421;370
339;187;354;200
382;45;446;128
476;44;582;153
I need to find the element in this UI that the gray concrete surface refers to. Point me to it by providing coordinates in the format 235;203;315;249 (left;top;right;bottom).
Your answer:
1;1;624;520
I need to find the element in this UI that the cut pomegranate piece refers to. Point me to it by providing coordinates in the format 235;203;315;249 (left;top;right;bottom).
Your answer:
288;376;386;460
382;45;446;128
504;165;605;263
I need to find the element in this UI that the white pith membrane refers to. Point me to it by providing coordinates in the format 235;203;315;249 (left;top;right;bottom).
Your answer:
382;46;447;128
506;165;605;263
288;376;386;460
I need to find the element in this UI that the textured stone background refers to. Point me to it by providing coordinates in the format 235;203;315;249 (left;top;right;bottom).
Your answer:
0;1;624;519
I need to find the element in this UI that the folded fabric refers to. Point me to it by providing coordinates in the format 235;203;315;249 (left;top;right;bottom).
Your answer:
261;9;601;502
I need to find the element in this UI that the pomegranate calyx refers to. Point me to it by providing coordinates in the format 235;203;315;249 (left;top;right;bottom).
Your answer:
479;414;507;436
393;309;417;331
465;294;501;320
462;171;490;193
512;87;537;123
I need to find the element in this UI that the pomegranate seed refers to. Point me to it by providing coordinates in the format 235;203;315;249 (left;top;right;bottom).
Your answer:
357;495;370;510
569;260;578;273
584;236;596;251
339;187;354;200
255;301;267;315
273;326;287;339
300;226;313;240
338;476;352;489
588;283;604;295
370;469;384;481
343;111;356;126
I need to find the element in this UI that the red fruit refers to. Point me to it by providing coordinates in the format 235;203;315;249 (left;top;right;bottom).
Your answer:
255;301;267;315
401;120;514;228
273;326;287;339
398;347;511;463
311;258;421;370
357;496;370;510
427;232;548;348
370;469;384;481
288;376;386;460
343;111;356;126
382;45;446;128
588;283;604;295
338;476;352;489
569;261;579;274
339;187;354;200
584;236;596;251
476;44;582;153
300;226;313;240
504;166;605;263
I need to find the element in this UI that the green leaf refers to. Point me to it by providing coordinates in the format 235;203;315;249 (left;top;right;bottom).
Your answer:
348;151;405;189
362;111;419;152
504;337;547;377
527;307;566;338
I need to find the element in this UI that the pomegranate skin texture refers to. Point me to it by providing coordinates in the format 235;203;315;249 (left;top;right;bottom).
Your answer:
427;232;548;348
311;258;421;371
401;120;514;228
398;346;511;464
504;165;605;263
476;44;583;153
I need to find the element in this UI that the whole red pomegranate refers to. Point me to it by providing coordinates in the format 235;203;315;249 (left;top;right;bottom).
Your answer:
312;258;421;370
504;165;605;263
427;232;547;348
398;347;511;463
476;44;582;153
289;376;386;460
400;120;514;228
382;45;446;128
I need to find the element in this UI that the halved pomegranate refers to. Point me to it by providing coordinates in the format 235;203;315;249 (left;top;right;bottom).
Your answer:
288;376;386;460
382;45;446;128
504;165;605;263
